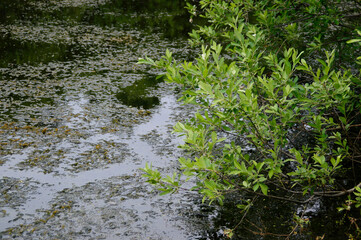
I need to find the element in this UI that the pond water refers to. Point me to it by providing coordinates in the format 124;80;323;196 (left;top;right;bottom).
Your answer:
0;1;350;239
0;0;225;239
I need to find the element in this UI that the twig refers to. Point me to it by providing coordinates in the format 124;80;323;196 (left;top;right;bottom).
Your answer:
231;196;258;232
242;187;317;204
244;219;289;237
314;182;361;197
286;205;308;240
326;123;361;131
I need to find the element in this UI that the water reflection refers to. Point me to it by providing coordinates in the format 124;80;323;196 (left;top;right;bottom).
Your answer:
0;0;192;36
0;35;71;67
115;74;162;109
0;0;226;239
0;0;192;67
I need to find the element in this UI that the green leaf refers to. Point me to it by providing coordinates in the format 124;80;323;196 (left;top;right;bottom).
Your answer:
229;170;242;175
199;81;213;94
159;189;173;195
260;184;268;195
346;39;361;44
243;181;250;188
234;159;243;171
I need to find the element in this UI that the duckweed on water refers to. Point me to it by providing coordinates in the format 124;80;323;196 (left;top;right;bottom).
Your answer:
0;177;40;208
1;175;220;239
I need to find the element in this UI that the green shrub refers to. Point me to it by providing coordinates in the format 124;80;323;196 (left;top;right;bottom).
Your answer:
139;0;361;238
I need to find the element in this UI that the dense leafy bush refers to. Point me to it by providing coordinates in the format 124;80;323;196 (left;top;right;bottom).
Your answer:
140;0;361;238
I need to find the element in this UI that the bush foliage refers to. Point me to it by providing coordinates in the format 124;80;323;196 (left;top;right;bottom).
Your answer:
139;0;361;238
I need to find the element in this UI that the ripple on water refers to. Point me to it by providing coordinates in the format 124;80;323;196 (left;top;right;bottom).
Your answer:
0;0;224;238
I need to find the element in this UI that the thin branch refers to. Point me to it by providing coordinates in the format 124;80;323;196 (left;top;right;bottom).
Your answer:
326;123;361;131
242;187;317;204
269;181;361;197
232;196;258;232
286;205;308;240
314;182;361;197
244;219;289;237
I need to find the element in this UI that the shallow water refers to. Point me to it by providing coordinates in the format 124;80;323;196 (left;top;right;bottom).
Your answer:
0;0;223;239
0;1;352;239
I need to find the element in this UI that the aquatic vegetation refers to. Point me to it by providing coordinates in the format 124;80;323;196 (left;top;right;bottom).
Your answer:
0;0;221;239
